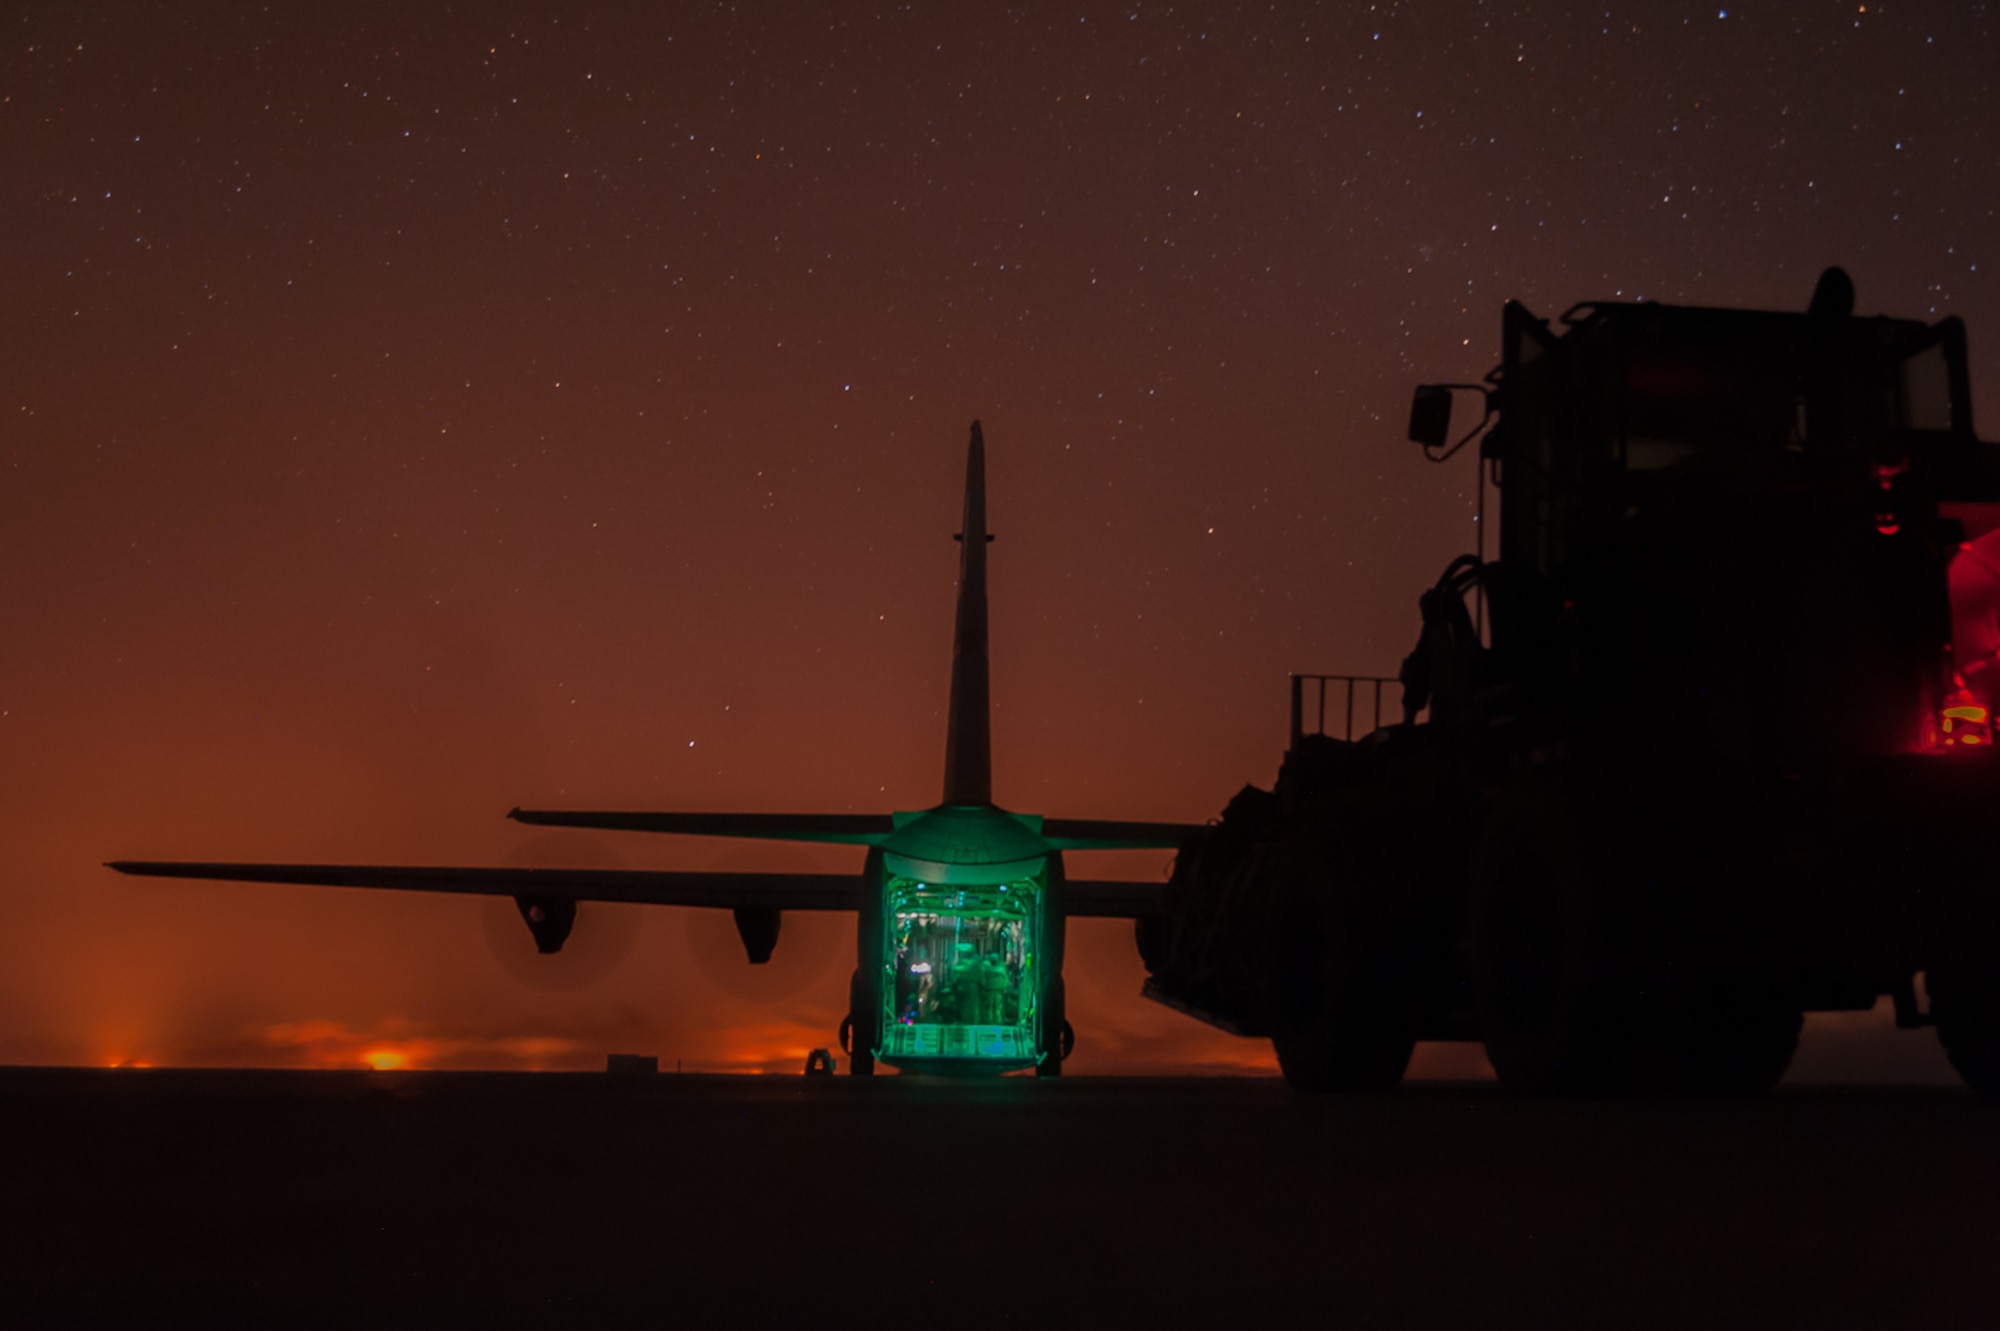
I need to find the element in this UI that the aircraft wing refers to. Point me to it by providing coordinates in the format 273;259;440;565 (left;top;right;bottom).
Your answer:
111;861;1156;916
1039;819;1204;850
507;808;894;845
105;861;863;910
507;809;1204;850
1063;879;1165;919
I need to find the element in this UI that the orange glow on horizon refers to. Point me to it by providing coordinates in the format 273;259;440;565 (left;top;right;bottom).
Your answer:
256;1020;582;1072
61;1013;1293;1077
58;1010;1490;1079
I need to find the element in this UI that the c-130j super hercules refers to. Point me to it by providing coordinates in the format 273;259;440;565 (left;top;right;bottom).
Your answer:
1142;269;2000;1099
113;423;1201;1077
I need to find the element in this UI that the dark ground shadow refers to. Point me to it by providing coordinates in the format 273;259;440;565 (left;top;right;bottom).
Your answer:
1;1068;1993;1328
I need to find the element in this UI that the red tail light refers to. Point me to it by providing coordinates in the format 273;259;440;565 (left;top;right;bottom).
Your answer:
1929;685;1991;751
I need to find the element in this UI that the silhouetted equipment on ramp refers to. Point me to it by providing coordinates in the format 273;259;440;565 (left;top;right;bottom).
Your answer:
1141;269;2000;1099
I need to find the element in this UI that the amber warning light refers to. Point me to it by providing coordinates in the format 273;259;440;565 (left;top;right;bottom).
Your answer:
1929;685;1992;750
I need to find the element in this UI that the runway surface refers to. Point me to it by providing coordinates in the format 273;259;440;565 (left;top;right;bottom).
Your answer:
3;1067;1994;1328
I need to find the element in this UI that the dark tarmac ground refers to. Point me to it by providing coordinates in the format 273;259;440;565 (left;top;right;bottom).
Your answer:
2;1067;1994;1329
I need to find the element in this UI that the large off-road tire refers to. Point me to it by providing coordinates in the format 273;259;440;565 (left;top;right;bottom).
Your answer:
1271;1020;1415;1093
1267;845;1419;1094
1930;967;2000;1102
1472;776;1799;1098
1470;780;1611;1095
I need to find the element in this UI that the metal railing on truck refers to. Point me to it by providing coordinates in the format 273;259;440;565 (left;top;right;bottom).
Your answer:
1289;674;1401;748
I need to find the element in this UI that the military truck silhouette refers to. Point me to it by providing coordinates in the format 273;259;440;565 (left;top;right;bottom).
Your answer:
1143;270;2000;1098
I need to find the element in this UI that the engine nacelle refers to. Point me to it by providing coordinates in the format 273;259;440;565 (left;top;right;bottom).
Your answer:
733;906;782;964
514;895;578;953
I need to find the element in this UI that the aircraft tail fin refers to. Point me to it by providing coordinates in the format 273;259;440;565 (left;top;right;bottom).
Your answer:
941;421;993;806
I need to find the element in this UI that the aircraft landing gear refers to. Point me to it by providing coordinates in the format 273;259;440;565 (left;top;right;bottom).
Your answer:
839;1015;874;1076
1036;979;1070;1077
843;970;877;1076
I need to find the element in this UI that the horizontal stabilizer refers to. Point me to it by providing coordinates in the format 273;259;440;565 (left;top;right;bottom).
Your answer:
1038;818;1205;850
1063;879;1165;919
508;808;893;845
106;861;863;911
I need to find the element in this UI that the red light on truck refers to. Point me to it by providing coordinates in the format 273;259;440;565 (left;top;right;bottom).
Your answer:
1931;691;1992;750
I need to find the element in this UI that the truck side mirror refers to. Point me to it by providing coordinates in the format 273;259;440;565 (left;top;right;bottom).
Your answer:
1409;385;1453;449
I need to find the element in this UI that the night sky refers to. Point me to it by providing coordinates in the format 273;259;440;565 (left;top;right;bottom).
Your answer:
5;2;1995;1077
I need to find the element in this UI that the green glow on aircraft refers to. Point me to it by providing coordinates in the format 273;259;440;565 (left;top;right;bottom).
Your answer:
110;422;1201;1076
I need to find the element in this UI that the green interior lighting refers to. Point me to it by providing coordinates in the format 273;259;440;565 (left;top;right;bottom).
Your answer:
877;871;1042;1071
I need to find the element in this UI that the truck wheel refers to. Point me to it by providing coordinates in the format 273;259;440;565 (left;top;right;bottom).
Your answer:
1268;863;1418;1093
1471;780;1619;1095
1639;998;1800;1098
1271;1021;1415;1093
1471;778;1798;1097
1931;969;2000;1101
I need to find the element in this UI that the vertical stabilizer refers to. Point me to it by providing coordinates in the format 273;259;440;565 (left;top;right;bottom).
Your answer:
942;422;993;805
